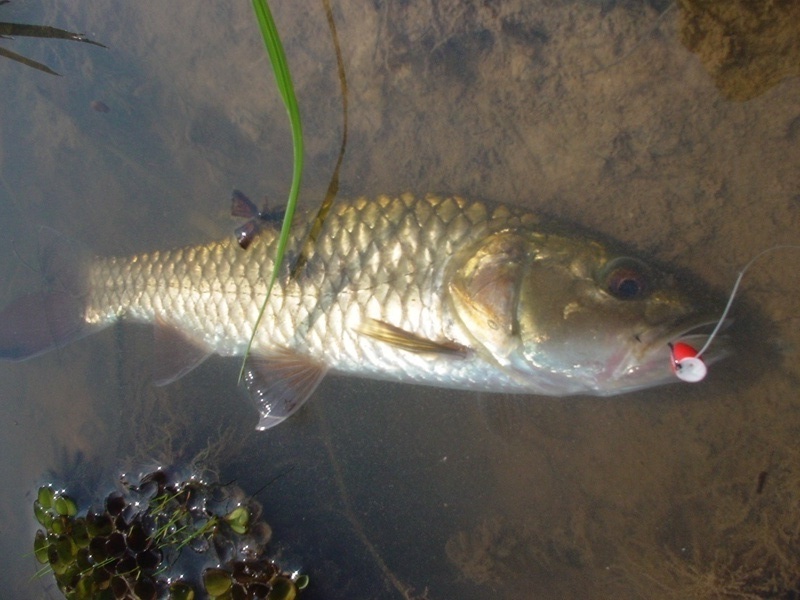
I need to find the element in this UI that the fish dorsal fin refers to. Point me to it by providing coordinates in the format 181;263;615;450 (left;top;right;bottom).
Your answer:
152;317;213;386
358;319;470;357
243;349;328;431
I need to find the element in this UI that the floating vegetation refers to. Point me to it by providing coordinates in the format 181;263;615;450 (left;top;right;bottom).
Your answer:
32;467;307;600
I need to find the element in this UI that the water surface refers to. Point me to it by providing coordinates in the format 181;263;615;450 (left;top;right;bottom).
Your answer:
1;1;799;598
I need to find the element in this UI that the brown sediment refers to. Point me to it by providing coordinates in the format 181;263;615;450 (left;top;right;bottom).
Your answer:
446;463;800;599
677;0;800;101
445;507;601;599
608;440;800;599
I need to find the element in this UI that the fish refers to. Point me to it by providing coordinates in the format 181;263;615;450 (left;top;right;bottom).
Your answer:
0;193;725;429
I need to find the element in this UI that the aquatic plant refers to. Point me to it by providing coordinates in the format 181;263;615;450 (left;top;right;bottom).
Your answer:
0;2;105;75
241;0;304;380
32;467;307;600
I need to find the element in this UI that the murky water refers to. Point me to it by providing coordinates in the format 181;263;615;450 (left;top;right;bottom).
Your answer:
1;1;799;598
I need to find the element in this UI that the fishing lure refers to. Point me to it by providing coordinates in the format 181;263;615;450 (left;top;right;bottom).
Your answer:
670;245;799;383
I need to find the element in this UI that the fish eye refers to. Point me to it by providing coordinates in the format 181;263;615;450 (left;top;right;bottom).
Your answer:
602;258;650;300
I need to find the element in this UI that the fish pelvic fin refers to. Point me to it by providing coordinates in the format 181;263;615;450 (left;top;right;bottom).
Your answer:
358;319;471;358
243;349;328;431
0;227;99;361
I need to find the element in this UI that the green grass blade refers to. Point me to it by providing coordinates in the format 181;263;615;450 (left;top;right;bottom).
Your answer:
291;0;347;277
240;1;304;382
0;18;106;76
0;22;106;46
0;44;59;75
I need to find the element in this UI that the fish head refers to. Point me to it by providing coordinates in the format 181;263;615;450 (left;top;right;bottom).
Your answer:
448;228;727;395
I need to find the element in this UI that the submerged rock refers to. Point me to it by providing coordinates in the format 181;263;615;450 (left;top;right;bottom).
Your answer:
677;0;800;100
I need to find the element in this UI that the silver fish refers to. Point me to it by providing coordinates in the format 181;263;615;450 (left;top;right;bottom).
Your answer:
0;194;724;429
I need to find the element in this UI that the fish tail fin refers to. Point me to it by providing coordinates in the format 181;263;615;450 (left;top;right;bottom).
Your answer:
0;227;101;361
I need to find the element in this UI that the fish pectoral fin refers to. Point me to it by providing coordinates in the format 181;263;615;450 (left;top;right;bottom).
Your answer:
152;318;214;386
243;349;328;431
357;319;470;358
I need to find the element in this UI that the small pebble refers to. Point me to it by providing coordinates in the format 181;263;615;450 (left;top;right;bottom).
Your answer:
90;100;110;113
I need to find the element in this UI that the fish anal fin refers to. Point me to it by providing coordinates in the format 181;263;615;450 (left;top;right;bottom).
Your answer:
243;349;328;431
152;317;213;386
358;319;470;358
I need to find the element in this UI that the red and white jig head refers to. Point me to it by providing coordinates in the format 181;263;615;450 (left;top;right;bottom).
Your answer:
669;245;800;383
669;341;707;382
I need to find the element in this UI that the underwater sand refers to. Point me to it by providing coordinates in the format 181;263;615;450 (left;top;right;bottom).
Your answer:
0;1;799;598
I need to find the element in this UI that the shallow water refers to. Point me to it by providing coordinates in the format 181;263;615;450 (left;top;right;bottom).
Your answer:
1;1;799;598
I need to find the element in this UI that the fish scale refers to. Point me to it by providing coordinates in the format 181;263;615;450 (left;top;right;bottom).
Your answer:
85;196;533;382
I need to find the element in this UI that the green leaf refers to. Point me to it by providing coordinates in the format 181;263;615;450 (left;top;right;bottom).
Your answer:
267;576;296;600
33;530;50;564
54;494;78;517
169;581;196;600
37;486;55;510
0;20;105;76
55;533;77;563
294;574;309;590
0;22;106;46
72;518;90;548
33;500;52;528
50;517;65;535
224;505;250;535
240;0;304;381
203;568;233;597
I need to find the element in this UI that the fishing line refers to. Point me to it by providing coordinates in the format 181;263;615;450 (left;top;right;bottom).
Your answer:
671;244;800;383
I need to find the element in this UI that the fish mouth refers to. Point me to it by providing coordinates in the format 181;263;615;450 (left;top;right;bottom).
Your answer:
597;314;733;395
641;315;732;366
